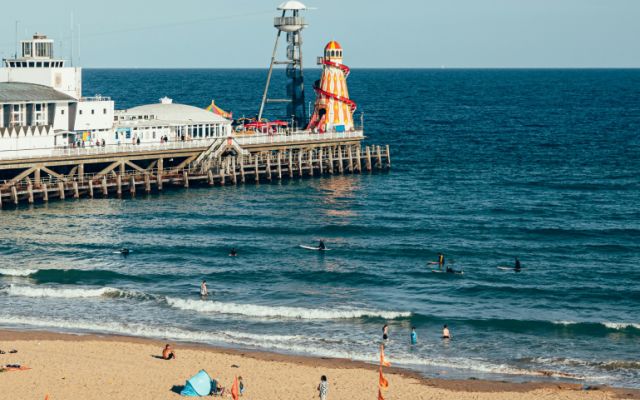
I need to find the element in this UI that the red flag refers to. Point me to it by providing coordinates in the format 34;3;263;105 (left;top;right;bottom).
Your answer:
231;376;239;400
380;344;391;367
378;388;385;400
379;366;389;389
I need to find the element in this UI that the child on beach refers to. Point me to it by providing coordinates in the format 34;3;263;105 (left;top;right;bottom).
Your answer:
317;375;328;400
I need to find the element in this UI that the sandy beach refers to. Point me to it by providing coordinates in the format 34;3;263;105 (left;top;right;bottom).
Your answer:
0;330;637;400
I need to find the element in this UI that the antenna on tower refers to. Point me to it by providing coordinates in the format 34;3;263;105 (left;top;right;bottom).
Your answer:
258;1;309;128
14;21;19;59
70;13;74;66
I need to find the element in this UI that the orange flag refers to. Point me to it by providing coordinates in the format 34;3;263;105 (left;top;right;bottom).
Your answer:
379;366;389;389
379;344;391;367
378;388;385;400
230;376;239;400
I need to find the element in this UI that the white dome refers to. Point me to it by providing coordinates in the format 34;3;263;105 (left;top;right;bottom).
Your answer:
126;103;229;123
278;1;307;10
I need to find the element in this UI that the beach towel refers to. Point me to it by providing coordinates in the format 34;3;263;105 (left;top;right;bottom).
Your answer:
1;365;31;372
180;370;213;396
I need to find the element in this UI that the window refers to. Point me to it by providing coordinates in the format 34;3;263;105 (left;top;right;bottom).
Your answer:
34;103;46;126
10;104;24;127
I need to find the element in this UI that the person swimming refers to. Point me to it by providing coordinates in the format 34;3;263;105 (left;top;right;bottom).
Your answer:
319;240;326;250
229;248;237;257
200;280;209;297
442;324;451;339
120;248;130;255
515;257;521;272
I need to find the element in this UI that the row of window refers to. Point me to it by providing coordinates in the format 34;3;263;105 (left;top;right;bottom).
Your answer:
79;108;108;115
4;103;48;127
4;60;64;68
326;50;343;58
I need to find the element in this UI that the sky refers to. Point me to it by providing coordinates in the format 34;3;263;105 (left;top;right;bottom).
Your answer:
0;0;639;68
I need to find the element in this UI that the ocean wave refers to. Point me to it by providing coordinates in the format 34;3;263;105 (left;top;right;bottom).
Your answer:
165;297;411;320
0;284;149;300
602;322;640;330
0;268;38;277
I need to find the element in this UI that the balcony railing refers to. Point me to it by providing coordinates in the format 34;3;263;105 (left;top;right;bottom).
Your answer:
0;130;364;162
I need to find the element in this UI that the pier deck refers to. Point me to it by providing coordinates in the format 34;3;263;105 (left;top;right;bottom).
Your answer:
0;131;390;207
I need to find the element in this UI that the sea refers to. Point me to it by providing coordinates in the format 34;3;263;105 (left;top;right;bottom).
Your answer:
1;68;639;388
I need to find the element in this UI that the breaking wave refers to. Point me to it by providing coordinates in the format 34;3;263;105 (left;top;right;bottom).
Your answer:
165;297;411;320
0;268;38;277
0;284;148;300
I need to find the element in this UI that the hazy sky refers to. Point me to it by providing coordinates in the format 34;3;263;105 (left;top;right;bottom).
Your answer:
1;0;639;68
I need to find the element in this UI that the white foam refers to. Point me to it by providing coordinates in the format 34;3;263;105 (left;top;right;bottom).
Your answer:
1;284;121;299
602;322;640;330
0;268;38;277
165;297;411;320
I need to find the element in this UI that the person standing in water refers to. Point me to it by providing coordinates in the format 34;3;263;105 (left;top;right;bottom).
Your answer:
515;257;521;272
442;324;451;339
411;327;417;345
382;324;389;341
200;280;209;297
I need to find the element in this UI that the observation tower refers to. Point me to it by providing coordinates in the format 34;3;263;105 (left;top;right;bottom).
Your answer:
258;1;308;129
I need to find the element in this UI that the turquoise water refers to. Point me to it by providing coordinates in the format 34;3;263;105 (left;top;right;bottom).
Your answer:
1;69;639;387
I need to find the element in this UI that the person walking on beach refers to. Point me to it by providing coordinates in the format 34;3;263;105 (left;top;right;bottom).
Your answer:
200;280;209;297
442;324;451;339
411;326;417;345
382;324;389;341
317;375;328;400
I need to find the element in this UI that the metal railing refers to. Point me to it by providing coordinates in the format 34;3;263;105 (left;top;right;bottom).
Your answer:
0;130;364;162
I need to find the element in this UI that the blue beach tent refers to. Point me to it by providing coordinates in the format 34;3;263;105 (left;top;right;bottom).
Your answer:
180;370;213;396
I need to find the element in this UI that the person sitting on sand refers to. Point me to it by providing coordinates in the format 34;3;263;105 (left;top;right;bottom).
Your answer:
200;280;209;297
442;324;451;339
317;375;328;400
162;344;176;360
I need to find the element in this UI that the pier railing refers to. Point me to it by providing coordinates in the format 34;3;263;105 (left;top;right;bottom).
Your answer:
0;130;364;162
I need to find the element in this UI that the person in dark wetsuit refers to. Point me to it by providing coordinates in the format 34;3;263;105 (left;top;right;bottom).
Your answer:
229;248;237;257
120;248;130;255
514;257;521;272
319;240;326;250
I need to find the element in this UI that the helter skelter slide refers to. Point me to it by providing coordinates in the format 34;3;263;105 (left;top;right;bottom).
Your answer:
307;41;357;133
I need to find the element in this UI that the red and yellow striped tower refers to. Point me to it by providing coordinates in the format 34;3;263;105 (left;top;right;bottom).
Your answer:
307;41;357;133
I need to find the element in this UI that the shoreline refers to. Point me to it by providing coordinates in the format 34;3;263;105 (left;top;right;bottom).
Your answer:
1;328;638;399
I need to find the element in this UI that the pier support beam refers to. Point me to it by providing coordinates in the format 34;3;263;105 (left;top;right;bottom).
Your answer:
116;175;122;197
88;180;94;198
386;144;391;168
254;154;260;182
328;146;334;174
129;176;136;196
78;164;85;184
157;158;164;191
337;145;344;174
347;145;354;172
42;184;48;202
318;148;324;175
144;173;151;193
288;151;294;178
366;146;372;171
277;151;282;180
376;145;383;170
240;156;246;183
102;177;108;197
12;186;18;205
73;181;79;199
58;181;65;200
298;150;303;176
308;150;314;177
183;171;189;188
27;183;34;204
266;152;272;181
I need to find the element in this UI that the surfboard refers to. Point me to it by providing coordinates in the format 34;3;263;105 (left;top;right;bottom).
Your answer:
431;270;464;275
299;245;330;251
497;266;514;271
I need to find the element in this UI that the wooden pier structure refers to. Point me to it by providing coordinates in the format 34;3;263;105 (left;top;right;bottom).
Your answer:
0;132;390;207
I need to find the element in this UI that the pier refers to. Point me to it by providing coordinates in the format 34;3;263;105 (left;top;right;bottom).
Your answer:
0;132;390;207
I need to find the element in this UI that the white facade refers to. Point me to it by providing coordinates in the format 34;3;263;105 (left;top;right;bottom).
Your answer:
112;98;231;145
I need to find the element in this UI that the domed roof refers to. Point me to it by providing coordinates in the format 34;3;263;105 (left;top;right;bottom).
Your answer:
278;1;306;10
325;41;342;50
125;103;229;123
